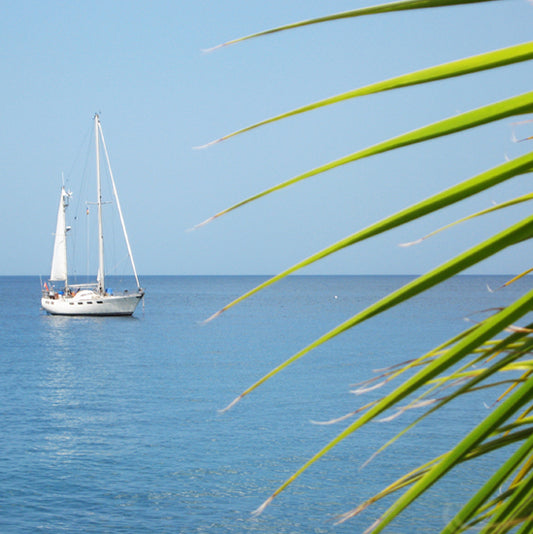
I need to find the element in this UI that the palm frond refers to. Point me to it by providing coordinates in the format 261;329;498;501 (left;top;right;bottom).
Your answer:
400;192;533;248
198;42;533;149
205;152;533;323
248;289;533;517
205;0;500;52
197;92;533;229
205;0;533;531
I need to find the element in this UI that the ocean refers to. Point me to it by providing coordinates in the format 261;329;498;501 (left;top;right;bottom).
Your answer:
0;275;529;533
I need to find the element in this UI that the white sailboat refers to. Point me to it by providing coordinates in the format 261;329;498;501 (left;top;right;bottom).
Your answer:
41;114;144;316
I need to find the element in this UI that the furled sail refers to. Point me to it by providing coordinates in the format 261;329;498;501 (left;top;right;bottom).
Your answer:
49;187;69;282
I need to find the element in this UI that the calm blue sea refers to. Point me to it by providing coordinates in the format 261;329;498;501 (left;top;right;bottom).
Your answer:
0;275;529;533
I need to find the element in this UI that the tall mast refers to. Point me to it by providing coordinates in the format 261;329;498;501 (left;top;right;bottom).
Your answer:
98;121;142;291
95;113;105;294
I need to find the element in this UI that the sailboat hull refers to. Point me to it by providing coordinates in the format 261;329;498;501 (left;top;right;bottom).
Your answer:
41;290;144;316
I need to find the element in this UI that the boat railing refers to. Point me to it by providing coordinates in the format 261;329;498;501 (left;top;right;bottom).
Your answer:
69;282;99;289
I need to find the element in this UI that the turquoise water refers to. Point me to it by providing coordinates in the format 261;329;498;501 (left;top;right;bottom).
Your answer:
0;275;529;533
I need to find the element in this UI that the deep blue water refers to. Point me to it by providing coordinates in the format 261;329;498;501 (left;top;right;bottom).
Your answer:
0;275;530;533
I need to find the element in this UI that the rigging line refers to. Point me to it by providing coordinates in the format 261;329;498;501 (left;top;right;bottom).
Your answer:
70;122;94;219
86;203;91;284
66;122;93;180
97;121;142;290
68;122;96;283
109;254;131;275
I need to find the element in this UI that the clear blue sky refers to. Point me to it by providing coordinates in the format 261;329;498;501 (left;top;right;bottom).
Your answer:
1;1;532;276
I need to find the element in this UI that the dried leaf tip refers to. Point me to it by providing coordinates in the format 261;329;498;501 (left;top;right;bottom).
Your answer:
351;379;388;395
252;496;274;518
218;394;243;414
310;411;356;425
201;309;224;325
363;518;383;534
201;41;235;54
398;238;424;247
334;502;371;525
190;215;218;231
193;138;224;150
201;45;221;54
